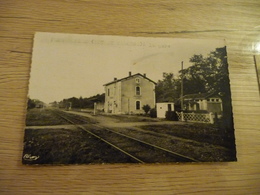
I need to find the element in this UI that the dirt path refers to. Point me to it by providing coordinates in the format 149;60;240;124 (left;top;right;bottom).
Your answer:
25;124;78;130
64;110;185;128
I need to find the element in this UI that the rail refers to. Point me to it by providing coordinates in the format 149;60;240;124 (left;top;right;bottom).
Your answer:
54;109;198;163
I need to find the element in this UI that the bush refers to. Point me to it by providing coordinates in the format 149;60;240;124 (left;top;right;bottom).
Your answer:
27;98;36;109
142;104;151;115
165;111;178;121
183;110;209;114
150;108;157;118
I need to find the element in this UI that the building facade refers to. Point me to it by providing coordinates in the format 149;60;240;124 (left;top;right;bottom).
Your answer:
182;92;223;114
103;72;156;114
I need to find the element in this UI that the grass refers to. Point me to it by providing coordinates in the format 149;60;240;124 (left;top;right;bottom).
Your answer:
139;122;236;149
26;108;97;126
23;128;88;164
22;128;134;164
100;114;159;123
26;108;69;126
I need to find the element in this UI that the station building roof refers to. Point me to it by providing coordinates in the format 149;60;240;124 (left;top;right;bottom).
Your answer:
103;72;157;86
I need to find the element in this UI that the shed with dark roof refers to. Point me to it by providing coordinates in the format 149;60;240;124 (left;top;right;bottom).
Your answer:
179;92;223;114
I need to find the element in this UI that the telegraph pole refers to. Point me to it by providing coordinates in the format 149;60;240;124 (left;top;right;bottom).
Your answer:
93;102;97;115
181;61;184;110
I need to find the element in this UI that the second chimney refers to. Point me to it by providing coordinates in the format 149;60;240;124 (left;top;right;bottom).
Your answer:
129;71;132;76
143;73;146;77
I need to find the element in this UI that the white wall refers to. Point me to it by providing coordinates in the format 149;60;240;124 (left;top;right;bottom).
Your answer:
156;103;174;118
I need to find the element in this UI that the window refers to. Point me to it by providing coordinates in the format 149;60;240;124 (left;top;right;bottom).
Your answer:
136;101;141;110
135;78;140;83
168;104;172;111
136;86;141;95
107;88;110;96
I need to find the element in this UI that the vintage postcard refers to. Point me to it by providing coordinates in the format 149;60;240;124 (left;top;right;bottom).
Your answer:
22;32;236;164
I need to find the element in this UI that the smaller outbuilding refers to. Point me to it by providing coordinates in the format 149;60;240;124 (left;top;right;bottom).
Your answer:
181;92;223;115
156;102;174;118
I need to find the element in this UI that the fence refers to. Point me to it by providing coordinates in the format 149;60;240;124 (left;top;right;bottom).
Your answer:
176;112;214;124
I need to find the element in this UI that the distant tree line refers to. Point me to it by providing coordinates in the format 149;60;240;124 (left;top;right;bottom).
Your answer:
27;98;45;109
57;93;105;109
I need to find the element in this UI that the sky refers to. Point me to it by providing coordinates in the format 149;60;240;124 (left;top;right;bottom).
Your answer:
28;32;226;103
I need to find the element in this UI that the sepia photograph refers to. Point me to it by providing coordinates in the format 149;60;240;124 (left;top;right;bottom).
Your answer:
22;32;236;164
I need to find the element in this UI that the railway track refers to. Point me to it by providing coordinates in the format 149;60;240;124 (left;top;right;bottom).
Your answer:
53;109;97;124
54;110;198;163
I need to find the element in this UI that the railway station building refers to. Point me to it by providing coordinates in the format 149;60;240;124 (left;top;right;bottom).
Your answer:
103;72;156;114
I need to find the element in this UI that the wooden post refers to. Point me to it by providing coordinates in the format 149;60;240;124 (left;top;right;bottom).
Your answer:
128;98;130;114
181;61;184;110
209;112;214;124
93;102;97;115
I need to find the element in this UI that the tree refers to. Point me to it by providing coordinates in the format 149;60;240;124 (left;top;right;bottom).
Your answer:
179;54;208;94
59;93;105;109
27;98;45;109
27;98;36;109
142;104;151;115
155;73;180;102
179;47;230;96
